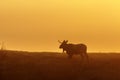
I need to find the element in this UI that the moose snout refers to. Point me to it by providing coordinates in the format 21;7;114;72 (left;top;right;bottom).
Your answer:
59;46;62;48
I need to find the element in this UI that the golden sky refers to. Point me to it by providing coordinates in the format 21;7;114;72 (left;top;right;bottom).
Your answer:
0;0;120;52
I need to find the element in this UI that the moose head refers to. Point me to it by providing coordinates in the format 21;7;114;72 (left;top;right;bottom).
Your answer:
58;40;68;53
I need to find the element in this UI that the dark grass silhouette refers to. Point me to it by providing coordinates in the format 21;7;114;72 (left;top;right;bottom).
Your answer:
0;50;120;80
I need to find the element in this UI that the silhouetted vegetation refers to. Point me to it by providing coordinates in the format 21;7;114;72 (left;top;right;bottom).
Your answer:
0;51;120;80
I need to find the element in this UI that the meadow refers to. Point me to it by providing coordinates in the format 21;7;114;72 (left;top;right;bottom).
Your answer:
0;50;120;80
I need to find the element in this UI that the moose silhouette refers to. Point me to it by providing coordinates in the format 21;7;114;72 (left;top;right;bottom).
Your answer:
59;40;89;61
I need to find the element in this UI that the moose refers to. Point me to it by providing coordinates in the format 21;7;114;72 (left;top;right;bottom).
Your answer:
59;40;89;61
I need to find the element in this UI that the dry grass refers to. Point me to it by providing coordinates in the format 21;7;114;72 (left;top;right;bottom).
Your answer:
0;50;120;80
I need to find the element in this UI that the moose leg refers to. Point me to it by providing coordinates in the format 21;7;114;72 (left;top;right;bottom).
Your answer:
67;53;73;59
63;49;66;53
85;53;89;63
81;52;89;64
80;53;84;62
80;53;89;65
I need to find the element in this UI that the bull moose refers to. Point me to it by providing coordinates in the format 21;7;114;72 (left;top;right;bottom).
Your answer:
59;40;89;61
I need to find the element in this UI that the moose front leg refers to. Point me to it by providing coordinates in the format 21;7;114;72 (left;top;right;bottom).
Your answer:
63;49;66;53
67;53;73;59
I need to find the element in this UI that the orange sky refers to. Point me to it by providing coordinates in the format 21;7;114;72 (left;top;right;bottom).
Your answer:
0;0;120;52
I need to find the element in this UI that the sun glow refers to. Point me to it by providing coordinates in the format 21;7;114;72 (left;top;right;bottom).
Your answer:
0;0;120;52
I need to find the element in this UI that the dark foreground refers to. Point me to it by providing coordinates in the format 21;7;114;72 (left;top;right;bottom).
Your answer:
0;50;120;80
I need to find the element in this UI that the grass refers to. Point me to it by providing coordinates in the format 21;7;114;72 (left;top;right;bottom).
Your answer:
0;50;120;80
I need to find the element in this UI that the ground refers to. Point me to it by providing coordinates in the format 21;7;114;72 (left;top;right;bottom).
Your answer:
0;50;120;80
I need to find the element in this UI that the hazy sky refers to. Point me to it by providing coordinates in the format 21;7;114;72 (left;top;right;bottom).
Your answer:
0;0;120;52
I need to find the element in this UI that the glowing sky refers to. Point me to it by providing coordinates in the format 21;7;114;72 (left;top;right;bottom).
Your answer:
0;0;120;52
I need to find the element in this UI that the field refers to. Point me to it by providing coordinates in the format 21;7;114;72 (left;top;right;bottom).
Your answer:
0;50;120;80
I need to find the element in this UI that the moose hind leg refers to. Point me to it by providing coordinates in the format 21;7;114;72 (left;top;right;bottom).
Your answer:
80;53;84;62
85;53;89;63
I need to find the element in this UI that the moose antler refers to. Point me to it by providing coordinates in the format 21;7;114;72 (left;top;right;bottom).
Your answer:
58;40;62;43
